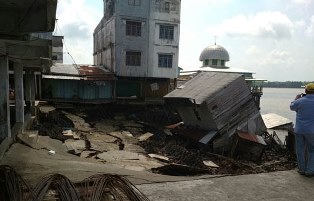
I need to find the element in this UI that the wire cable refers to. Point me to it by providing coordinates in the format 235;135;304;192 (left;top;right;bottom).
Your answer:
55;20;79;71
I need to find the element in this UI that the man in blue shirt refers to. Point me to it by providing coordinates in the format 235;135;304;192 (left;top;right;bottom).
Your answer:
290;83;314;176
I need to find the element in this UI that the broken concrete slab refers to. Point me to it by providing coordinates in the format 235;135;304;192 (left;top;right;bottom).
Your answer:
97;150;140;161
63;112;92;132
138;132;154;142
109;131;124;139
64;140;87;154
37;136;68;154
17;131;45;150
80;151;97;158
88;133;119;143
123;144;146;153
17;131;70;155
88;140;119;152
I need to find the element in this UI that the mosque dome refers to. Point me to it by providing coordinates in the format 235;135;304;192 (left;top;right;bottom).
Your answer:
199;44;230;68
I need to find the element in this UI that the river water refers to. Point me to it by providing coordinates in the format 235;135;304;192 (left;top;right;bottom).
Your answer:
260;87;304;123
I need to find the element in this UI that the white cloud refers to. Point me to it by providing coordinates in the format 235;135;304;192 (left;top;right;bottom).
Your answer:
208;11;294;40
305;15;314;37
263;50;292;65
291;0;314;4
245;46;262;56
55;0;102;64
191;0;233;6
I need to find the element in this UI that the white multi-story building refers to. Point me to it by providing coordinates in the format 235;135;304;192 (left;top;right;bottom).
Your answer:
93;0;181;79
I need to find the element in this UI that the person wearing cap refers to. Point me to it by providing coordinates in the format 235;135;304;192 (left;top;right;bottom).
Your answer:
290;83;314;177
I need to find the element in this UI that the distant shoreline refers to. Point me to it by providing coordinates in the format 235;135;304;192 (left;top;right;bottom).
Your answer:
263;81;312;88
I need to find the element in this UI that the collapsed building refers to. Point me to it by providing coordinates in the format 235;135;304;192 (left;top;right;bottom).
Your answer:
164;72;267;156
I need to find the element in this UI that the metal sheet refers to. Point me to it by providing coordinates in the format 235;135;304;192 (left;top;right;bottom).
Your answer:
42;75;81;80
199;131;218;144
262;113;293;129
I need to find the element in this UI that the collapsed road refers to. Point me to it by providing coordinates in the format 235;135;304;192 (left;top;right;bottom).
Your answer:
27;103;296;176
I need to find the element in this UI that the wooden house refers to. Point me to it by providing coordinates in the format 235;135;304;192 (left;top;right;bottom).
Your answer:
164;72;266;143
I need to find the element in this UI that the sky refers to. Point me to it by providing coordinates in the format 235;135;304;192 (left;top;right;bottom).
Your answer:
55;0;314;81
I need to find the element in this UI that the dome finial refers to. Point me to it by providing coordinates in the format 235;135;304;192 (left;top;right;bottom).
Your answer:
214;35;218;45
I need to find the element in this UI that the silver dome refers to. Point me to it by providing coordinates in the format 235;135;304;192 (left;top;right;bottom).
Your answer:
199;45;230;61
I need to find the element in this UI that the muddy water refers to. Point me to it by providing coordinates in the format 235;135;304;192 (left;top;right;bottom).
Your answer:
260;87;302;123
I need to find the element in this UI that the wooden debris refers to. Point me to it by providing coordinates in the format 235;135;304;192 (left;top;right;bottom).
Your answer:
203;160;219;168
148;154;169;162
230;131;266;161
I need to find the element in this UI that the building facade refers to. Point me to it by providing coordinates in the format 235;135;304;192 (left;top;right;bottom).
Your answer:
93;0;181;79
52;36;64;64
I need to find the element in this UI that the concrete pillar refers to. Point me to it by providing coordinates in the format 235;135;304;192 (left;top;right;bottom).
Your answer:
0;55;11;140
38;74;42;99
24;71;31;114
14;62;24;123
30;73;36;116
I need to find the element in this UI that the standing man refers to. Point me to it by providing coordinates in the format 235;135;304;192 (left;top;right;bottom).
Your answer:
290;83;314;176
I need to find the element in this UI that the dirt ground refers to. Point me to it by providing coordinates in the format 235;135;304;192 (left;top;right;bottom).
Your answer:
34;103;297;177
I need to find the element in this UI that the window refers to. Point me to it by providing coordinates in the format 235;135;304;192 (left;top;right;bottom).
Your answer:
204;59;209;66
212;59;218;66
126;51;141;66
221;60;225;66
52;55;58;60
128;0;141;6
158;54;173;68
126;21;141;36
165;2;170;12
159;25;174;40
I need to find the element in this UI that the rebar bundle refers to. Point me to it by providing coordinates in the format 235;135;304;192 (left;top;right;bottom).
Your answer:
79;174;150;201
29;174;80;201
0;165;150;201
0;165;30;201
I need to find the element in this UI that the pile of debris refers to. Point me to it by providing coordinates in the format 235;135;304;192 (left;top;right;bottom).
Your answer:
28;103;296;177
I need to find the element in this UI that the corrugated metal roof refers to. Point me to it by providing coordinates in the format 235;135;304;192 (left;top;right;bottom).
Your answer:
50;64;80;75
48;64;114;80
262;113;293;129
165;72;242;104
